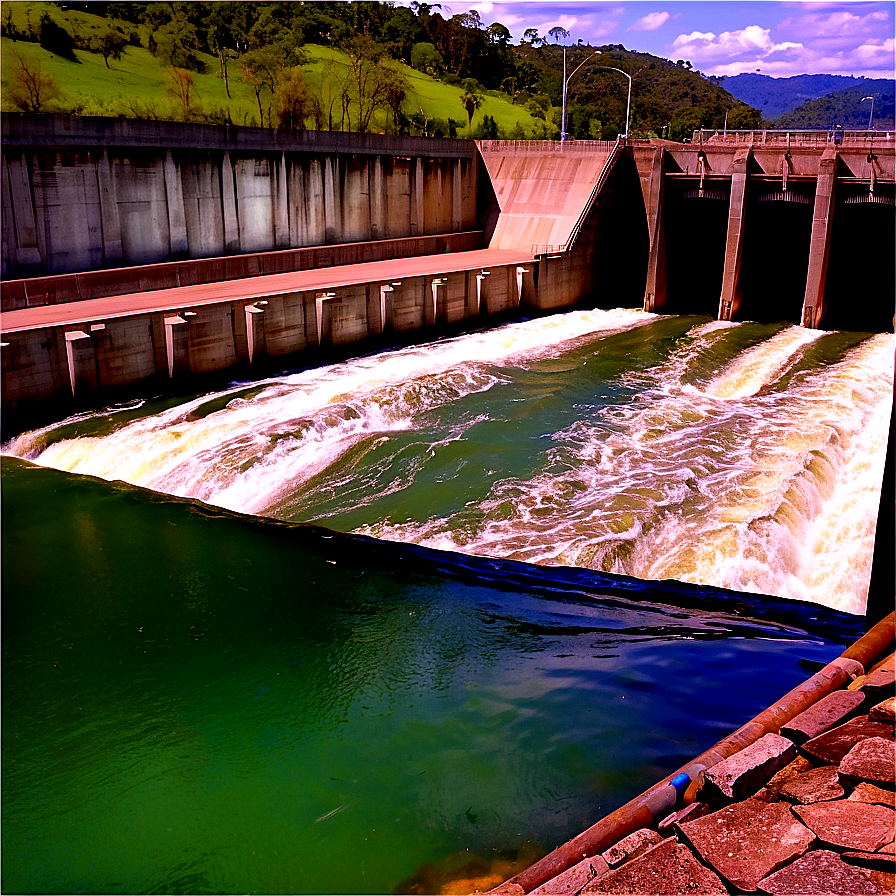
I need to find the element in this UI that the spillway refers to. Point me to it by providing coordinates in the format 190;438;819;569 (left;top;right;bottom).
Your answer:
7;309;892;615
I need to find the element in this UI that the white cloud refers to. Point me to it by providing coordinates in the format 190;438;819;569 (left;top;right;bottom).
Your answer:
630;11;670;32
672;25;804;62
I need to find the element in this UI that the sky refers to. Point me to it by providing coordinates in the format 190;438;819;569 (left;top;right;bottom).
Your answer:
412;1;896;79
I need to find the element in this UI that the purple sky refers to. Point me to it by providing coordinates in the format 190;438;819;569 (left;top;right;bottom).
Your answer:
409;1;896;78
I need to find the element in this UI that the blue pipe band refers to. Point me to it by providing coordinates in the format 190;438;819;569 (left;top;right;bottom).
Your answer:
670;772;692;801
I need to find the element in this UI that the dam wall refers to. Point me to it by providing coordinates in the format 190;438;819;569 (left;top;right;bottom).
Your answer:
632;133;895;331
1;114;482;281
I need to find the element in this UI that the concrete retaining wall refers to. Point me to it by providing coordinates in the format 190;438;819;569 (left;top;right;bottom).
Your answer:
2;115;482;280
0;258;531;431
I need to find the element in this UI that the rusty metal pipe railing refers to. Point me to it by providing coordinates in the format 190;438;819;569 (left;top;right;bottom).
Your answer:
508;612;894;893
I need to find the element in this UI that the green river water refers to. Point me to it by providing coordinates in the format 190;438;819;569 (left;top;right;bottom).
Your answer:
3;309;889;893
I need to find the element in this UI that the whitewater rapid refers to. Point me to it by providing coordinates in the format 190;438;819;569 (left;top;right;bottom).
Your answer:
5;309;892;615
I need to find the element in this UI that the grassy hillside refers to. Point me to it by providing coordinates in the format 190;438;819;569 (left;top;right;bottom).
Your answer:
1;3;544;136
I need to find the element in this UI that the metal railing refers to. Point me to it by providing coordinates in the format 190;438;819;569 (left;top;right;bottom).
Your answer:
692;128;895;146
477;139;617;152
565;136;625;253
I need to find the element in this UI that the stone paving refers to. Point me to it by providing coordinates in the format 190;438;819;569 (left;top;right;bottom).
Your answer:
490;651;895;895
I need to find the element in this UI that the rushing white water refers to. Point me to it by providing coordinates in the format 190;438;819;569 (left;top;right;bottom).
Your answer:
5;309;893;615
6;308;653;513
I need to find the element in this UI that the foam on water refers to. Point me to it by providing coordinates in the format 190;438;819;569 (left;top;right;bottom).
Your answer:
5;310;891;614
5;308;653;514
360;327;893;615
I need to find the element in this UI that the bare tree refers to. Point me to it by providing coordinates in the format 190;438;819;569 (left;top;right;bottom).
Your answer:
166;66;200;121
8;47;61;112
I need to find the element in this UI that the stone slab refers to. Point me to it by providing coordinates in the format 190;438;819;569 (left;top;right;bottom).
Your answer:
847;782;896;807
865;869;895;894
658;801;712;835
861;668;895;691
486;884;525;895
781;690;866;745
600;829;663;868
582;837;727;894
779;765;845;804
842;850;896;871
870;697;895;723
755;756;816;801
839;736;896;787
794;800;896;851
531;855;609;895
677;798;816;891
701;733;796;802
878;842;895;855
800;716;893;765
756;849;882;895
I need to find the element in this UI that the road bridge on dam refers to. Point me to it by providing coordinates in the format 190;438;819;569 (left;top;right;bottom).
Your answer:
1;116;893;430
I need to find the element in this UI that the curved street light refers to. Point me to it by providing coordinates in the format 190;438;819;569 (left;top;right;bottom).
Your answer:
560;49;632;142
592;52;632;141
561;49;600;142
862;95;876;131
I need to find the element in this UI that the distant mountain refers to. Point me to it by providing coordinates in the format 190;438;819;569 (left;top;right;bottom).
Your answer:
769;81;895;129
721;73;866;119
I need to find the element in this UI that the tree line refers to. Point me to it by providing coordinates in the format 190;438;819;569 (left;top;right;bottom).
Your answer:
3;1;761;140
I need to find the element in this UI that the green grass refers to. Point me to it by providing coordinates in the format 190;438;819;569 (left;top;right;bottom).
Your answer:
2;5;549;137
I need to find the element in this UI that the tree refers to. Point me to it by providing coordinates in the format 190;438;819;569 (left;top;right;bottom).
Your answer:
90;27;128;69
460;79;483;128
486;22;512;46
240;43;306;127
339;36;409;133
727;103;761;130
38;12;79;62
8;47;62;112
478;114;499;139
548;26;570;44
522;28;545;47
166;66;199;121
151;20;204;72
273;67;315;130
208;8;236;98
410;42;443;74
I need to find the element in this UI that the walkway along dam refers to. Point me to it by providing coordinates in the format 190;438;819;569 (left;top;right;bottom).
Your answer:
1;114;894;433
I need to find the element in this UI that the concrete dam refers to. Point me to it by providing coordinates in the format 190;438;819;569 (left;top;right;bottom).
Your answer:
1;114;893;430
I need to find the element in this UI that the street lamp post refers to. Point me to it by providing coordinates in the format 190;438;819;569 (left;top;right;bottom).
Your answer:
593;51;632;140
561;49;600;142
862;95;875;131
559;49;632;142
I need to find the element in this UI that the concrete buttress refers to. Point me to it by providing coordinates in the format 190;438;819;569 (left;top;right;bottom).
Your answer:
221;151;240;254
801;148;838;329
641;146;667;313
95;147;123;265
163;150;188;259
6;152;42;273
718;148;751;321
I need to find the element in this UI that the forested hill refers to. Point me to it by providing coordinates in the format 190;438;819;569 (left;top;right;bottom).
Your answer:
769;80;895;130
721;73;869;119
2;0;758;141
